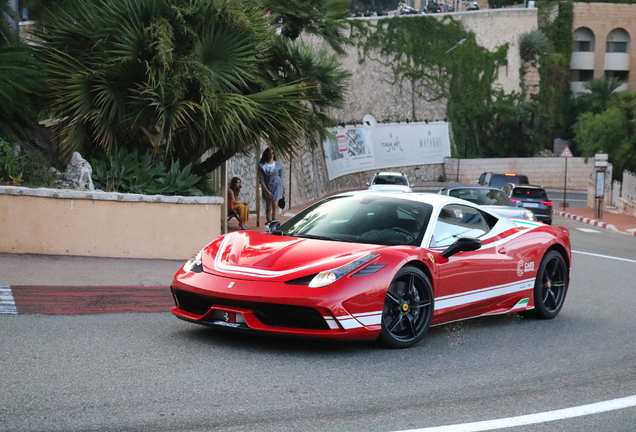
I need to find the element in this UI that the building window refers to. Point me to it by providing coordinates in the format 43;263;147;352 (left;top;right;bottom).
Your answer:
605;70;629;82
573;40;592;52
606;41;628;53
571;70;594;81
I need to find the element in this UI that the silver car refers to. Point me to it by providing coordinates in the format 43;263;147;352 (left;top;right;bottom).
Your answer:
438;186;535;221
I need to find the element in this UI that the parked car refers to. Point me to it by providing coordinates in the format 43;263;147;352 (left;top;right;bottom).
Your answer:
467;0;480;10
502;184;553;225
426;2;450;13
397;2;423;14
477;172;530;189
438;185;535;221
171;191;571;348
366;171;413;193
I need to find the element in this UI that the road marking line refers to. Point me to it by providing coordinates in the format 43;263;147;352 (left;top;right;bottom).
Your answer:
575;228;600;233
0;285;17;315
394;395;636;432
573;250;636;264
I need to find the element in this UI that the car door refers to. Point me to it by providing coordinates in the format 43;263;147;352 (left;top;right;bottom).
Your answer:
427;204;517;324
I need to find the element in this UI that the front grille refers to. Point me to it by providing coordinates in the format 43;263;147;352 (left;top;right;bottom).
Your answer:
172;289;329;330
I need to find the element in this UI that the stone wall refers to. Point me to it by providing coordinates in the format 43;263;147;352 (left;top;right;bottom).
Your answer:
301;8;538;124
443;157;594;189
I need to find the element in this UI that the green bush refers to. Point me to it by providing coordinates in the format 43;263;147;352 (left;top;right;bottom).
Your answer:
0;139;22;185
0;138;56;187
90;148;211;196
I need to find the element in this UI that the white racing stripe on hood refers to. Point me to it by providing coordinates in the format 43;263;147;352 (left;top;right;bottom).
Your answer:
213;235;360;278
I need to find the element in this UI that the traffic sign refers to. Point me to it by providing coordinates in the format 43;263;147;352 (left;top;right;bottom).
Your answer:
560;145;573;158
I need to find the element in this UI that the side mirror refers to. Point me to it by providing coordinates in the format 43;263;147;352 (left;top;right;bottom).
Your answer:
267;220;281;234
440;237;482;258
514;201;523;207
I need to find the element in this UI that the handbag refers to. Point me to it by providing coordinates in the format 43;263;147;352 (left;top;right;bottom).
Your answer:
278;197;286;209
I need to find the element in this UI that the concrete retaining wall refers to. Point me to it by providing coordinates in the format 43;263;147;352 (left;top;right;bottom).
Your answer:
443;157;594;190
0;187;222;260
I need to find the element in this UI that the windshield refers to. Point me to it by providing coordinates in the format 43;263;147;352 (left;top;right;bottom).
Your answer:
277;195;433;246
448;188;512;206
511;188;548;200
373;175;408;186
490;174;528;189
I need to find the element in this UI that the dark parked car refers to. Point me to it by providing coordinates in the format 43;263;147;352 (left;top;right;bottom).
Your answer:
477;172;529;189
502;184;553;225
427;2;452;13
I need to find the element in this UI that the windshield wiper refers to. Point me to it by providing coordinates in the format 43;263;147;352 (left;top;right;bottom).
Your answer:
294;234;345;242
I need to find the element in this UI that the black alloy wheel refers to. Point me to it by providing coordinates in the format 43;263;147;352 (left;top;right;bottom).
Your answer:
523;250;568;319
378;266;434;348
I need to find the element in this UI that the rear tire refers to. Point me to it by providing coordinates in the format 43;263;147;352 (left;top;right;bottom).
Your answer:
522;250;568;319
378;267;434;349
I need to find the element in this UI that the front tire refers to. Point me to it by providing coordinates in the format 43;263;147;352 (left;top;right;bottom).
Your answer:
378;267;434;349
523;250;568;319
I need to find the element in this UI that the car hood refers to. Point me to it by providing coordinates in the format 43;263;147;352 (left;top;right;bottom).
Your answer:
201;231;385;280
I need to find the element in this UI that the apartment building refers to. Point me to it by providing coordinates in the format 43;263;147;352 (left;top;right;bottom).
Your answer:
571;2;636;93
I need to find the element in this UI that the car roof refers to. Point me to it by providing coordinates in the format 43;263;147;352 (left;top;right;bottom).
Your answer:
374;171;406;177
508;184;545;190
442;185;501;191
336;190;488;210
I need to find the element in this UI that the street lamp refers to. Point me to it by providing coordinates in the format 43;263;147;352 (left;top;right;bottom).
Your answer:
445;38;467;55
445;38;467;179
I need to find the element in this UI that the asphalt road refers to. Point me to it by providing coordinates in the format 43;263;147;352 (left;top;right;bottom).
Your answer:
1;216;635;432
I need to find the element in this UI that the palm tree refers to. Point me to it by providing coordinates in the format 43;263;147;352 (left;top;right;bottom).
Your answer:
581;76;622;114
519;29;551;99
34;0;349;175
519;29;551;65
0;2;45;142
261;0;352;55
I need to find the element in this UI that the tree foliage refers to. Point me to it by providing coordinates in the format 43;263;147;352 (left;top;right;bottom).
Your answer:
350;15;545;158
0;2;45;142
34;0;350;176
261;0;352;55
535;0;573;144
574;91;636;178
520;29;552;65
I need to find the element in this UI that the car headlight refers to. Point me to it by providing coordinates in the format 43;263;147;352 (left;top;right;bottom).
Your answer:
183;249;204;273
309;253;380;288
524;210;535;220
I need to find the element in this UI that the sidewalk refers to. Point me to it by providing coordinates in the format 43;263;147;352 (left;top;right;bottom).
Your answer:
553;207;636;236
2;198;635;314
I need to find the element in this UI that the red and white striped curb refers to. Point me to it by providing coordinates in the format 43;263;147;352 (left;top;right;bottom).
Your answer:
0;284;173;315
554;211;636;235
554;211;610;229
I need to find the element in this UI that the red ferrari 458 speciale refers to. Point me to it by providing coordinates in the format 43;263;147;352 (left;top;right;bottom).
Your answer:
171;191;571;348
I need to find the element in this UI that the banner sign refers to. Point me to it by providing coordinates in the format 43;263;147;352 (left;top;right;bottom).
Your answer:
323;122;451;180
